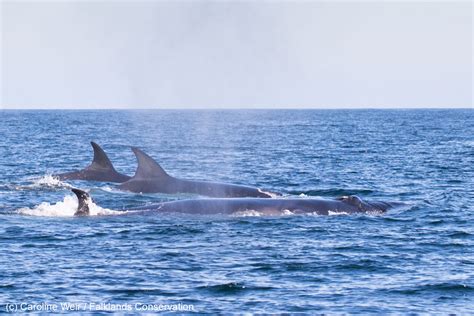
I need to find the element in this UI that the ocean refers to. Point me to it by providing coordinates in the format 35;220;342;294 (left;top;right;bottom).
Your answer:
0;109;472;313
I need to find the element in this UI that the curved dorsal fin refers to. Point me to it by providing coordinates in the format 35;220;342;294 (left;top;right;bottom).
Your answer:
89;142;115;170
71;188;90;216
131;147;169;179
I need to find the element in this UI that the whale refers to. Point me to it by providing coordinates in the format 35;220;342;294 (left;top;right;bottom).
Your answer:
71;188;401;217
117;147;275;198
54;142;131;183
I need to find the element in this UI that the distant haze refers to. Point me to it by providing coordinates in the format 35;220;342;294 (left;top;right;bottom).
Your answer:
1;0;472;109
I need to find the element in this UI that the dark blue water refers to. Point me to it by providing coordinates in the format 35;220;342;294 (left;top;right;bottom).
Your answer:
0;109;473;313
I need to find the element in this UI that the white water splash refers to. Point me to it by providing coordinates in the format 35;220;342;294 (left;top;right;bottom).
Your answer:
100;185;119;193
17;194;122;217
328;210;350;216
231;209;262;217
258;189;280;198
18;174;73;190
232;208;296;217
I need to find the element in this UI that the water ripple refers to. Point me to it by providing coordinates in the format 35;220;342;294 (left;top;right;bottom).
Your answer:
0;109;473;313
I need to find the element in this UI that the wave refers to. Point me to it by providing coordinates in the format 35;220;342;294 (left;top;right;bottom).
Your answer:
388;282;474;295
197;282;274;294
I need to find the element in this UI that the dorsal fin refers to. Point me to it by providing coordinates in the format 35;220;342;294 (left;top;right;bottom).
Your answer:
131;147;169;179
88;142;115;171
71;188;91;216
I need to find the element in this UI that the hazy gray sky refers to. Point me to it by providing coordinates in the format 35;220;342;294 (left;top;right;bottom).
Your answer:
1;0;472;109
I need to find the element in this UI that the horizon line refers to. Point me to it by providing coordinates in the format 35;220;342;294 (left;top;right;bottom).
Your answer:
1;106;472;111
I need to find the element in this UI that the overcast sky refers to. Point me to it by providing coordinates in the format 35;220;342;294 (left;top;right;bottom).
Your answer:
1;0;472;109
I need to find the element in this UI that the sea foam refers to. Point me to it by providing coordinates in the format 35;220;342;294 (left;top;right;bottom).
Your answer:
21;174;73;190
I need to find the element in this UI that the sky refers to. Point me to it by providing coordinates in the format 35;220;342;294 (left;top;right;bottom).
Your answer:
0;0;472;109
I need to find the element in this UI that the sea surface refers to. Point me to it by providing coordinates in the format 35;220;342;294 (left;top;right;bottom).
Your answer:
0;109;473;313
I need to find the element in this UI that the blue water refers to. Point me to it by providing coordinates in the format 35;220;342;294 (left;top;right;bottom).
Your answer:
0;109;473;313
